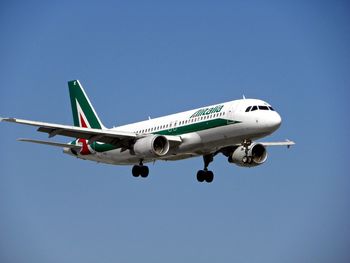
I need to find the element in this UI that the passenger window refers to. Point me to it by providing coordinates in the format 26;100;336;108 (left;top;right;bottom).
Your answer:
251;106;258;111
245;106;252;112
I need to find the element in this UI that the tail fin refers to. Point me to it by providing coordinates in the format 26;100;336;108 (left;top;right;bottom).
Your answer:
68;80;106;129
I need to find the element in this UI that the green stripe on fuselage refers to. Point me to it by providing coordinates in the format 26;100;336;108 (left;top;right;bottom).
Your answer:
74;118;241;153
156;118;241;136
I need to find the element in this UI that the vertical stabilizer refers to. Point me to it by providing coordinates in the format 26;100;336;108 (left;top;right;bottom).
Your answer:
68;80;106;129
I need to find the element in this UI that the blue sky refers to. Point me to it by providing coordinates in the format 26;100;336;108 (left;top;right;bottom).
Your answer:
0;1;349;262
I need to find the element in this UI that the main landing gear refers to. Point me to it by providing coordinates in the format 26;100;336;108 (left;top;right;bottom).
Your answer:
132;161;149;178
197;154;215;183
242;139;253;164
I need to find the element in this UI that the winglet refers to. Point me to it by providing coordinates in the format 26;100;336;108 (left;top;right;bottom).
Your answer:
285;139;295;149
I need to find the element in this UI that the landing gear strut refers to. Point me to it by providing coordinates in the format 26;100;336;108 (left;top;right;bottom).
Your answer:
242;139;253;164
196;154;215;183
132;160;149;178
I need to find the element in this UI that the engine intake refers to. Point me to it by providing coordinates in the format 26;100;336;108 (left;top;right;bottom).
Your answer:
229;143;268;167
133;135;170;158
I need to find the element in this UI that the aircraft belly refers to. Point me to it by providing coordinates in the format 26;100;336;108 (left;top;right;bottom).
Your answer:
97;148;140;165
74;148;139;165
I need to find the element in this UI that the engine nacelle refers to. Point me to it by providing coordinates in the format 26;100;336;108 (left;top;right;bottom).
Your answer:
229;143;268;167
133;135;170;158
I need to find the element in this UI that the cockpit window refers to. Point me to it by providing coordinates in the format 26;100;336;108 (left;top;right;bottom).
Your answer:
258;106;269;110
246;105;275;112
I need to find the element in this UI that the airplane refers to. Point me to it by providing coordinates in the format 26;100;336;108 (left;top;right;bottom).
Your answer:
1;80;294;183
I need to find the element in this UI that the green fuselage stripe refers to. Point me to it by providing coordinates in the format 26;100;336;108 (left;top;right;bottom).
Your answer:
80;118;240;152
155;118;240;136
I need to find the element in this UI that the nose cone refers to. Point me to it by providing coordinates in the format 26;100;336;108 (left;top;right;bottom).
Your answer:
269;112;282;131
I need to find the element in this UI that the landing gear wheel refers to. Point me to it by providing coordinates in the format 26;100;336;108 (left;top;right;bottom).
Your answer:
242;156;248;164
242;156;253;164
205;171;214;183
140;166;149;178
132;165;141;177
197;170;205;182
241;139;253;165
132;164;149;178
197;154;216;183
196;170;214;183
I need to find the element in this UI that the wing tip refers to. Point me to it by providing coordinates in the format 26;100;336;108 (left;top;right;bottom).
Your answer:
1;117;16;123
286;139;295;149
286;139;296;145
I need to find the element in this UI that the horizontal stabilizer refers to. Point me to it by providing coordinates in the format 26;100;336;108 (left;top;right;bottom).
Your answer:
17;138;81;149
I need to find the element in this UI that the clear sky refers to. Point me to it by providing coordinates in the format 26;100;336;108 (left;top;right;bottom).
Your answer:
0;1;349;262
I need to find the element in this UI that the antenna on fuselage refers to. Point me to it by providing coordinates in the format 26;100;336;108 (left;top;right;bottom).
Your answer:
242;95;246;99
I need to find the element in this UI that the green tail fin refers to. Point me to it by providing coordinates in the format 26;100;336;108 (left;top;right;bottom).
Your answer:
68;80;105;129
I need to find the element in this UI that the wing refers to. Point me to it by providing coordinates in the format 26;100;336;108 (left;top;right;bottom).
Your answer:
259;139;295;148
1;117;182;147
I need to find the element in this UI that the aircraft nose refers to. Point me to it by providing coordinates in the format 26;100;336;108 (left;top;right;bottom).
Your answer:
269;112;282;130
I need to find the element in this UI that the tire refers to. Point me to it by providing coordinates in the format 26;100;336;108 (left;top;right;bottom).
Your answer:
140;166;149;178
132;165;140;177
197;170;205;182
205;171;214;183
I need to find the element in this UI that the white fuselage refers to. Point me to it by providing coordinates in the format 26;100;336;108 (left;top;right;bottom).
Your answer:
70;98;282;165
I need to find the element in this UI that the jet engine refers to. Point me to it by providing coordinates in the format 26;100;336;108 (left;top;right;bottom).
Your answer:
133;135;170;158
228;143;268;167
